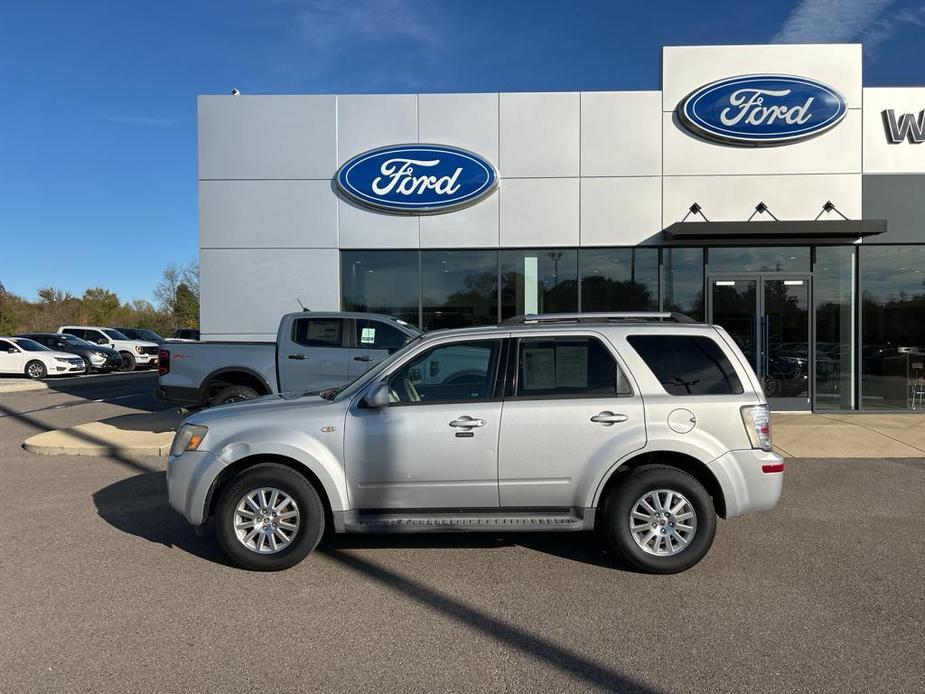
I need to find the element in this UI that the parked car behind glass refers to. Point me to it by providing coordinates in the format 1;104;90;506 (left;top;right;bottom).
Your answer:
18;332;121;373
0;337;85;379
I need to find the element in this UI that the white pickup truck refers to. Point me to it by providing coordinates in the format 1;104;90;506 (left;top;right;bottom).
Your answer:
155;312;420;407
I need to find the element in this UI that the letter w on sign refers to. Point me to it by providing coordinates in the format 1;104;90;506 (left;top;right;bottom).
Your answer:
883;109;925;144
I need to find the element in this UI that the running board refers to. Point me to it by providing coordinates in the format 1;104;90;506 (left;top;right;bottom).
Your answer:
338;510;595;533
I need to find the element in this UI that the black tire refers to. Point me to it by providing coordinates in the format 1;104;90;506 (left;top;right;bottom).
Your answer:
603;465;716;574
118;352;136;372
24;360;47;380
210;384;259;407
214;463;325;571
82;357;93;374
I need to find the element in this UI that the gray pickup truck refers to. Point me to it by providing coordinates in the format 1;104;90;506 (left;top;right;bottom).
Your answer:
155;312;420;407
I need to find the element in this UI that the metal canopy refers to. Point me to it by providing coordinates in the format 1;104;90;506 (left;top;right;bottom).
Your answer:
664;219;887;245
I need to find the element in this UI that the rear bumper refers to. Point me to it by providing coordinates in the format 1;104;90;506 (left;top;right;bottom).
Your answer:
707;449;784;518
154;384;201;405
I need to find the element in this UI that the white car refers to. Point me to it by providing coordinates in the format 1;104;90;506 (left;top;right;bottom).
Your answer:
57;326;159;372
0;337;86;379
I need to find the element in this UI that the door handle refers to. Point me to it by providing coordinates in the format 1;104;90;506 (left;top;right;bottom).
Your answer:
353;355;372;362
590;411;628;425
449;416;486;428
287;354;309;360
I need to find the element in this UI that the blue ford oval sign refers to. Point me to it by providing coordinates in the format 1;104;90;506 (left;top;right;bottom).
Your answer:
679;74;848;146
336;144;498;214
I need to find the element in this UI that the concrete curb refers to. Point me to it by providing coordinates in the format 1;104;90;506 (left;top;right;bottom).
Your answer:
0;381;49;394
23;409;186;458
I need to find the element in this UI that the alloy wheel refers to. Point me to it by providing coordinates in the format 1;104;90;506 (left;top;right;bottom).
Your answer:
233;487;300;554
629;489;697;556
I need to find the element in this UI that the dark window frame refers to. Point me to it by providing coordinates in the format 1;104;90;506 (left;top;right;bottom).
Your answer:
383;337;505;408
506;335;633;401
290;317;348;349
627;333;744;397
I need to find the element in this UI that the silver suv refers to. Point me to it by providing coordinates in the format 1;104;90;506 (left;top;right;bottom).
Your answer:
167;313;783;574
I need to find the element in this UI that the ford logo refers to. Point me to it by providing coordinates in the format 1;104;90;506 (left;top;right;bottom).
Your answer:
336;144;498;214
679;74;848;146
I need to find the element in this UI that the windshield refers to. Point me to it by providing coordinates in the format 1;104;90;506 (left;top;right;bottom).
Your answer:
12;338;50;352
138;329;163;342
61;334;93;347
324;335;425;401
104;329;130;340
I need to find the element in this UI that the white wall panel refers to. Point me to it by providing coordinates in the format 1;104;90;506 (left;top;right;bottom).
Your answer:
580;178;662;246
200;248;340;337
420;192;499;248
337;94;418;166
663;110;861;176
500;92;580;177
200;180;337;248
500;178;579;247
662;44;862;111
663;174;861;223
863;87;925;174
419;93;499;166
198;95;336;180
338;200;419;248
581;92;662;176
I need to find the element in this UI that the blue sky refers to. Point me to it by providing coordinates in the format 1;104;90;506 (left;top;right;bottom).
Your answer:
2;0;925;303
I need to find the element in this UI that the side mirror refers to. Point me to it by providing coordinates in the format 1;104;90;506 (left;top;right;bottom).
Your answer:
362;382;390;409
7;347;17;353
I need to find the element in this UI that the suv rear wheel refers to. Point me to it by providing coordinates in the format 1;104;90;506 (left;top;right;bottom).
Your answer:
603;465;716;574
214;463;324;571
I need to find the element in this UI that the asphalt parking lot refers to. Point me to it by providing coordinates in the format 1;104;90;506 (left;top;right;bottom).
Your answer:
1;375;923;693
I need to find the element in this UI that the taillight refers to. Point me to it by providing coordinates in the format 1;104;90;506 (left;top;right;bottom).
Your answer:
741;404;772;452
158;349;170;375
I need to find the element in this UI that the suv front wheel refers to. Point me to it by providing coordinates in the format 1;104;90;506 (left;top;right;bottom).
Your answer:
603;465;716;574
215;463;325;571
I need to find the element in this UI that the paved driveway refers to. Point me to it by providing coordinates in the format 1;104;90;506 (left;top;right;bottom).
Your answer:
0;379;922;693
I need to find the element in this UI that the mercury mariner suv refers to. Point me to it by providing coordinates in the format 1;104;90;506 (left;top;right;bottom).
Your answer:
167;313;783;574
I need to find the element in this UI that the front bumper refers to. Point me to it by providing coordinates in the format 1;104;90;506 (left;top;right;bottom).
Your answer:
167;449;221;525
707;448;784;518
52;361;86;374
134;352;157;364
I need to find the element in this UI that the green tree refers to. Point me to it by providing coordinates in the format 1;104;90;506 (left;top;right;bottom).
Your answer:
80;287;120;325
174;283;199;328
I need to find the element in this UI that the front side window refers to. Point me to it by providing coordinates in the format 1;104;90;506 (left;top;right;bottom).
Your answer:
292;319;343;348
86;330;108;344
628;334;743;396
515;337;629;398
0;339;16;352
356;320;412;353
104;329;129;340
387;340;501;404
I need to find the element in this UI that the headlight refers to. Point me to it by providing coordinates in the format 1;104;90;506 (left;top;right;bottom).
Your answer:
170;424;208;457
54;357;71;363
134;345;144;354
94;351;107;358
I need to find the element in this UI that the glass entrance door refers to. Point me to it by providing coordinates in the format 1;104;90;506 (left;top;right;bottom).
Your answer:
709;276;811;410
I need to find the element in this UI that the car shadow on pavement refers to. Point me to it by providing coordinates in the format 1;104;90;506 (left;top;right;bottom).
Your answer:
92;471;232;567
321;532;635;572
93;471;637;576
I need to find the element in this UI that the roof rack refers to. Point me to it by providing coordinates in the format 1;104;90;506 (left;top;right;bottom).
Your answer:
501;312;698;325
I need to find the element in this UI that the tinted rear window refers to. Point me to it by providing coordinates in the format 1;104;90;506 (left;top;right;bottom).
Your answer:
627;335;743;396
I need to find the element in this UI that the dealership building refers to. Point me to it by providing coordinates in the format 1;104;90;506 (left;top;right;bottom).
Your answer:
198;43;925;412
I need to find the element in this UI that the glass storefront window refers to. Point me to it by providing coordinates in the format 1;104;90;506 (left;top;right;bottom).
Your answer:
814;247;855;410
708;247;810;273
579;248;658;312
861;246;925;410
499;249;577;320
660;248;704;321
421;250;498;330
341;250;420;326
